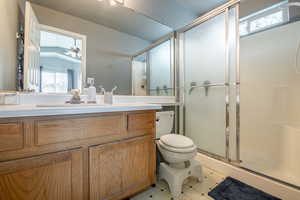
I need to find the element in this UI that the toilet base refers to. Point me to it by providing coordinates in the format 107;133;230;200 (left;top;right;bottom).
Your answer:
159;159;203;200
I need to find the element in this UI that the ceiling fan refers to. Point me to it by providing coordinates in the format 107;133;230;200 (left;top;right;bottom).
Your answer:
65;39;82;59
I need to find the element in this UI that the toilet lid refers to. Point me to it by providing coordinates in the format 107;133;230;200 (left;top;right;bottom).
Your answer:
158;140;197;153
160;134;194;149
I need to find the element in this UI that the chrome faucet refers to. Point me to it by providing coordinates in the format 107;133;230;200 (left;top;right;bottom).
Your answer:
203;80;211;96
188;80;211;96
189;82;197;95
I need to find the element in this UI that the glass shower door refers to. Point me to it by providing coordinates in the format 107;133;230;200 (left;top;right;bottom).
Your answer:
183;13;227;158
181;5;239;160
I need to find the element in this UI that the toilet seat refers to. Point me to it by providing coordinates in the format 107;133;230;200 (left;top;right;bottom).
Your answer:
159;134;197;153
159;141;197;153
160;134;194;148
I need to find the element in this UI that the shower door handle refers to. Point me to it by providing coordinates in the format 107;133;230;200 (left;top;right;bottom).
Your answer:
188;82;225;95
188;82;197;95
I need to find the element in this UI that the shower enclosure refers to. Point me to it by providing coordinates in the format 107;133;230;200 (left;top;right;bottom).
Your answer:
178;1;240;162
239;0;300;187
178;0;300;189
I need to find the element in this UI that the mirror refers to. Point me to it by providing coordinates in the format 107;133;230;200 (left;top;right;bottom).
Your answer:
0;0;230;96
22;0;174;95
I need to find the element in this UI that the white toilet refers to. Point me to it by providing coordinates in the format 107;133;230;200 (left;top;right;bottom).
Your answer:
156;111;203;200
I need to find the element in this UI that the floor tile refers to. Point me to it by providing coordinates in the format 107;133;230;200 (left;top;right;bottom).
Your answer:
131;184;172;200
130;166;226;200
183;189;209;200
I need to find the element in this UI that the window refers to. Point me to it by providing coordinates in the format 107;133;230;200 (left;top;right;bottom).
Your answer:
41;70;68;93
250;11;284;32
240;22;248;36
240;1;289;36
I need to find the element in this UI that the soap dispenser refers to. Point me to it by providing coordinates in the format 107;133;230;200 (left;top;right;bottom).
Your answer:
87;77;96;103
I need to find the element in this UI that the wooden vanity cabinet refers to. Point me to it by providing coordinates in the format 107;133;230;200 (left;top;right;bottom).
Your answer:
89;135;156;200
0;149;83;200
0;110;156;200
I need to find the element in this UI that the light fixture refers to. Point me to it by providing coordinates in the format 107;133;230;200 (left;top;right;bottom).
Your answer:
97;0;124;6
114;0;124;4
109;0;117;6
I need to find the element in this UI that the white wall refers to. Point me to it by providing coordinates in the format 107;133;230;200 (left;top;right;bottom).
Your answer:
240;21;300;187
32;4;150;94
0;0;19;91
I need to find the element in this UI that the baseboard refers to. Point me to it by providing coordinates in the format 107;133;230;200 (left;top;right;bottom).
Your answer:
196;153;300;200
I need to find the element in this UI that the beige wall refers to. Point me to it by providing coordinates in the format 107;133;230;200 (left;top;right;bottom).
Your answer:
31;4;150;94
240;0;283;18
0;0;19;91
18;0;26;16
240;0;300;21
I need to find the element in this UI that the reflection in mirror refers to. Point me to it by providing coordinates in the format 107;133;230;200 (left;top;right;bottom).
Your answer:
132;53;147;96
24;1;174;95
39;27;85;93
132;37;174;96
148;39;173;96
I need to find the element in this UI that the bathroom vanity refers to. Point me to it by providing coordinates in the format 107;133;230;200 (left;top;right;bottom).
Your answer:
0;104;160;200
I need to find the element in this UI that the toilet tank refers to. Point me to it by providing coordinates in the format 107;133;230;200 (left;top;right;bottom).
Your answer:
156;111;174;139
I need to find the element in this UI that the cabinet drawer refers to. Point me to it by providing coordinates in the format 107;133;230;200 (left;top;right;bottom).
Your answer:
0;122;24;152
127;112;155;137
35;114;124;146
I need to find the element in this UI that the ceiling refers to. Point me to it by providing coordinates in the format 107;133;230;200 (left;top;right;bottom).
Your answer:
29;0;229;42
174;0;229;16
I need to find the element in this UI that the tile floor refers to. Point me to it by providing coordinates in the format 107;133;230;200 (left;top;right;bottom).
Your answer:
131;167;226;200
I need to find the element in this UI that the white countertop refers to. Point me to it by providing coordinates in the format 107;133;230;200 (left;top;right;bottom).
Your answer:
0;104;162;118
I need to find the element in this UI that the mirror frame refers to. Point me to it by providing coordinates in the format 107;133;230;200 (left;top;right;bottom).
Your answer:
27;24;87;93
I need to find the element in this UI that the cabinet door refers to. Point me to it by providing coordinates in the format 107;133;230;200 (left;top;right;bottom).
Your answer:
89;136;155;200
0;149;83;200
122;136;156;191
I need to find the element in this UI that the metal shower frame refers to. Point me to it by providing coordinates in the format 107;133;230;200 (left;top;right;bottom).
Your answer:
175;0;241;163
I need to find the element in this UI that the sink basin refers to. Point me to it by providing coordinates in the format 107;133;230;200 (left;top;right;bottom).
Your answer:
36;104;106;108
